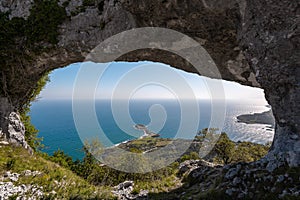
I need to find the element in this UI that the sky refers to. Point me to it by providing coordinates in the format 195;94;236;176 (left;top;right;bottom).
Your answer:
37;61;268;104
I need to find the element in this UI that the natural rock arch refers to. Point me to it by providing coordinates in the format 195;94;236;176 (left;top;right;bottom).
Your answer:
0;0;299;167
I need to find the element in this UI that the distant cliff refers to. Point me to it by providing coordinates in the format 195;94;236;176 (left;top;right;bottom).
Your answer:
237;109;275;127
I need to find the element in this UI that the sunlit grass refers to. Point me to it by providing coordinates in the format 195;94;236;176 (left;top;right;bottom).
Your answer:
0;145;113;199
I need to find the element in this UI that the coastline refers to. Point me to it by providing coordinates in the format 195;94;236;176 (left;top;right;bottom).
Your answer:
237;109;275;128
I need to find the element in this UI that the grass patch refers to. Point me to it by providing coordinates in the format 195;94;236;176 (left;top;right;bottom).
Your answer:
0;145;113;199
133;174;181;194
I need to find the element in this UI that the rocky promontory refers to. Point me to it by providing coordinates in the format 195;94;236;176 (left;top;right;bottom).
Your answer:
237;109;275;128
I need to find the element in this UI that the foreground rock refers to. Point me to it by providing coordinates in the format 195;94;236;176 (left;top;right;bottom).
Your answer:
1;112;32;154
0;182;43;200
239;0;300;167
0;170;43;199
110;158;299;199
112;181;148;200
178;159;219;176
157;160;300;199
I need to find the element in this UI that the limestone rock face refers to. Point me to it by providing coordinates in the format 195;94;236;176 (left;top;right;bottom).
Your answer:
58;0;136;53
119;0;257;86
112;180;149;199
6;112;32;153
240;0;300;167
0;170;44;199
0;0;299;167
112;181;134;199
7;112;25;144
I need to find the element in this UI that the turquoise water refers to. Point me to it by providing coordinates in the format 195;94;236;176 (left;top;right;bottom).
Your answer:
30;99;274;160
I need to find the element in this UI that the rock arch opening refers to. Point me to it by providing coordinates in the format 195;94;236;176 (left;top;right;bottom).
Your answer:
0;0;298;171
28;61;274;161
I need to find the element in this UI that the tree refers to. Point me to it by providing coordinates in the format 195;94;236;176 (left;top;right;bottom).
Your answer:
195;128;219;143
50;149;74;168
77;139;103;179
214;133;235;164
21;73;49;151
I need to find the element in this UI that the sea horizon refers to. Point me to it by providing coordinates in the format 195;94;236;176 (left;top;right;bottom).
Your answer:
30;98;274;160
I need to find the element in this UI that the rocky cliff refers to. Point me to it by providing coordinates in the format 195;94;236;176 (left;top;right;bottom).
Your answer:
0;0;299;168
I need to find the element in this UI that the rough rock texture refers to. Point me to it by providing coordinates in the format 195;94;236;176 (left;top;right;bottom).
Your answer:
0;170;43;199
112;181;134;199
119;0;257;85
0;0;33;19
112;180;149;200
146;160;300;199
0;182;44;200
239;0;300;167
0;0;299;168
178;159;218;176
6;112;32;153
0;98;13;137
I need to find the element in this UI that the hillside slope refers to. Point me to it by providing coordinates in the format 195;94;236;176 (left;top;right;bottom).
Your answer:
0;144;113;199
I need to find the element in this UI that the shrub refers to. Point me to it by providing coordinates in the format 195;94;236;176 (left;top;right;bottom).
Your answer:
21;74;50;151
25;0;67;44
213;133;235;164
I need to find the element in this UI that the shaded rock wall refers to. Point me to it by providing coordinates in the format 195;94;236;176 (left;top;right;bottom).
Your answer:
240;0;300;167
0;0;299;166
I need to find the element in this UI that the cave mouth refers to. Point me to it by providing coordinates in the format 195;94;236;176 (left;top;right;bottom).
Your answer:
29;61;274;160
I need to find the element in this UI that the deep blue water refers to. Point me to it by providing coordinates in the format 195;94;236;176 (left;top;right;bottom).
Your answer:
30;99;274;160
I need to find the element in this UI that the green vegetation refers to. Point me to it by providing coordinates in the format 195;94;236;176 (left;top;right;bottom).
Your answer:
0;0;67;109
0;0;68;152
180;151;200;162
231;141;270;163
213;133;235;164
21;111;41;151
0;13;24;69
0;128;275;198
21;73;50;151
0;13;23;49
42;130;269;195
26;0;67;45
0;145;113;199
195;128;270;164
46;140;179;188
125;137;172;152
0;0;67;48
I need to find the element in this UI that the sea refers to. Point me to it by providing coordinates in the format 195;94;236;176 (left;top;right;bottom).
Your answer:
30;99;274;160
